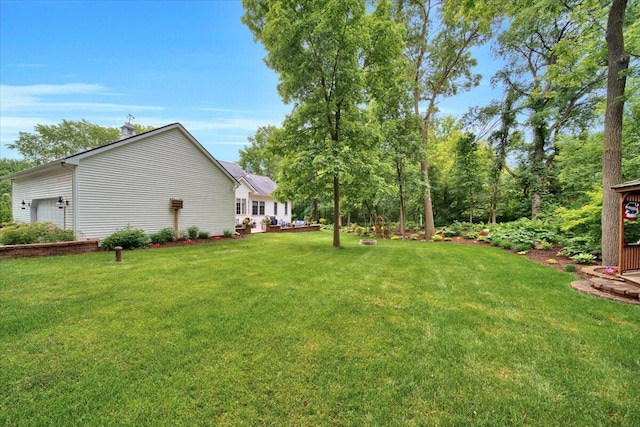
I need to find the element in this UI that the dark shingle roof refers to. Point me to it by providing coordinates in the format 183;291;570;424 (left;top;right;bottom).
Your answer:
218;161;277;196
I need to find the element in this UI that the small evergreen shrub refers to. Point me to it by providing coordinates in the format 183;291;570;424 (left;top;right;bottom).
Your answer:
187;226;199;240
0;222;74;245
564;264;577;272
149;227;175;244
102;225;148;250
223;229;234;238
198;231;211;239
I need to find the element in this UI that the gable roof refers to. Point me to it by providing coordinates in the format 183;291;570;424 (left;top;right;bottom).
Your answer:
1;123;237;184
218;161;277;196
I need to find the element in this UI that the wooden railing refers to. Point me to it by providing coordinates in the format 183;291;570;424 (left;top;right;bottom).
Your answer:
621;244;640;273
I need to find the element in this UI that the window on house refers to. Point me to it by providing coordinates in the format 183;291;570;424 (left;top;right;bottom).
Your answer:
251;201;265;215
236;198;247;215
285;202;288;215
274;202;278;216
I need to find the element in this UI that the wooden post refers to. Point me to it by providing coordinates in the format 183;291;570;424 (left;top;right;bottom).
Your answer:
170;198;184;240
619;194;625;272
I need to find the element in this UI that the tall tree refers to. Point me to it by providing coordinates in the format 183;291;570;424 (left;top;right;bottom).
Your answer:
493;0;607;219
0;158;33;223
450;132;484;223
238;125;282;177
601;0;630;266
243;0;405;247
394;0;492;239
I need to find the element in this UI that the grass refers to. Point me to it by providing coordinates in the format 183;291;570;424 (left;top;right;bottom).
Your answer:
1;231;639;426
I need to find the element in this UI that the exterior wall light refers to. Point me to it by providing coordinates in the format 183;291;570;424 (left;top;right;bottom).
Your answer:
56;196;68;209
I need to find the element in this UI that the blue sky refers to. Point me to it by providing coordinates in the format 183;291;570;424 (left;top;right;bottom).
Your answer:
0;0;497;163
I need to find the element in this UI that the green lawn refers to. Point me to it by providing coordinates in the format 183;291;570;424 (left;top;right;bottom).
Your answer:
1;231;639;426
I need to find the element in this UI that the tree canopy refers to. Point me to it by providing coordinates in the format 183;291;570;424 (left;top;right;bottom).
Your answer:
243;0;405;247
8;119;155;165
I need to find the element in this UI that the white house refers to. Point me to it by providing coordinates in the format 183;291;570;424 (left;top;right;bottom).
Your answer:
218;161;292;228
2;123;238;240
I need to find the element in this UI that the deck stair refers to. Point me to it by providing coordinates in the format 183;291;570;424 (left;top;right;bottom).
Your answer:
571;266;640;305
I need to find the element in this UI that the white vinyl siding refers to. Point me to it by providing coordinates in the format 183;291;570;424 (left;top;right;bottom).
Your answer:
11;168;73;230
75;128;235;240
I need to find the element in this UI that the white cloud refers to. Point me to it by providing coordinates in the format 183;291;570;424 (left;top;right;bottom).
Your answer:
0;83;163;113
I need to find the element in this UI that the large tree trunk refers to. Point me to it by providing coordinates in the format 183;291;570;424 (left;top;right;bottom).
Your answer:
333;174;341;248
312;198;319;223
601;0;629;266
421;158;436;239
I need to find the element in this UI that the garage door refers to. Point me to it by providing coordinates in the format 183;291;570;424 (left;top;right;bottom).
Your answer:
36;198;64;228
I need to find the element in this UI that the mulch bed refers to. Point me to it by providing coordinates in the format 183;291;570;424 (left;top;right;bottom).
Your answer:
149;236;236;249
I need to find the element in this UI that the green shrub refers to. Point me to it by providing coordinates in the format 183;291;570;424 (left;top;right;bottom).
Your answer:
564;264;577;272
498;240;514;250
571;253;596;264
432;234;443;242
462;231;478;240
149;227;175;244
223;230;234;238
536;240;553;251
557;236;599;257
102;225;148;250
514;243;531;252
187;226;199;240
0;222;74;245
198;231;211;239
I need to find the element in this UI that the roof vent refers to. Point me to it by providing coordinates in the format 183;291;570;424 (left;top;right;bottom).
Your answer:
119;114;136;140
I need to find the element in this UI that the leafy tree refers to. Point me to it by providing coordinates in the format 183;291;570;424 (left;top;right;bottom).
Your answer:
493;0;607;219
8;119;155;165
394;0;494;239
238;125;282;177
0;158;33;224
601;0;632;266
450;133;486;223
243;0;405;247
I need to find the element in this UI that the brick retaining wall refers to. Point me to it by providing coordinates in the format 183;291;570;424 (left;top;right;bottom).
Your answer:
0;239;100;260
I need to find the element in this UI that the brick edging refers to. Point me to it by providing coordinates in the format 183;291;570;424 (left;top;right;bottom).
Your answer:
0;239;101;259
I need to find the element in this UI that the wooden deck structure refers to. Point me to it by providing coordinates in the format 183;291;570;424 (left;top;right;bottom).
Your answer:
612;179;640;276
